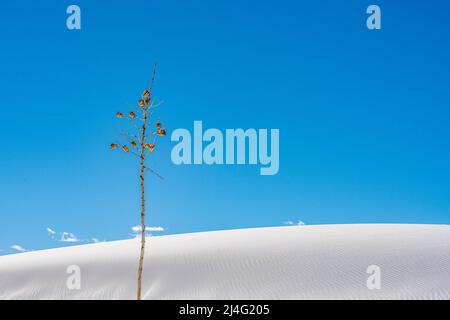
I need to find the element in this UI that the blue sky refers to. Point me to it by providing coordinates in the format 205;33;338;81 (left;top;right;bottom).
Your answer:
1;0;450;255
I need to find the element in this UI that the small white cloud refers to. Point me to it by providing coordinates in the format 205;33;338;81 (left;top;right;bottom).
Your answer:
132;225;165;233
47;228;84;243
11;245;27;252
285;220;306;226
146;226;165;232
47;227;57;241
60;232;80;243
91;238;100;243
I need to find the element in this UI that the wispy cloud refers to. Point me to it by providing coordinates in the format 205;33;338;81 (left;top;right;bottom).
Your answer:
60;232;80;243
132;225;165;233
11;244;27;252
130;225;165;238
47;227;57;240
46;227;83;243
46;227;56;235
285;220;306;226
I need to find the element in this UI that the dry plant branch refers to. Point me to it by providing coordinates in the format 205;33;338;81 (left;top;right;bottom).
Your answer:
110;63;166;300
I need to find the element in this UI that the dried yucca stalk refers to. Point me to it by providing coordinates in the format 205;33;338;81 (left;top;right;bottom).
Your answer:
110;63;166;300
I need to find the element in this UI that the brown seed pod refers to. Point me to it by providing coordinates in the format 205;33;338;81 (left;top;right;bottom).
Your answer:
156;123;161;130
122;145;130;153
110;143;118;149
130;141;137;148
157;129;166;137
138;99;145;108
129;111;137;119
144;143;155;152
145;97;151;104
142;90;150;98
116;112;123;118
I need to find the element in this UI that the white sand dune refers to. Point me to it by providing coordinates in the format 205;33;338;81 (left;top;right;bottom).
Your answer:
0;224;449;300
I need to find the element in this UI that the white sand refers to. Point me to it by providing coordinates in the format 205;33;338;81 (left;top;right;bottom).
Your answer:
0;224;449;300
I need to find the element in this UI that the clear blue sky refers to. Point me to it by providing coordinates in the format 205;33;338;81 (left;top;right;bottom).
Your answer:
1;0;450;255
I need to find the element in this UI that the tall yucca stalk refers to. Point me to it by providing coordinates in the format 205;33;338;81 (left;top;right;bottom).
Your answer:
110;64;166;300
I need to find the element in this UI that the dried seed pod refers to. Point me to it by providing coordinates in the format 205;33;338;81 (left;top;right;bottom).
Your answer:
116;112;123;118
122;145;130;153
145;97;151;104
138;99;145;108
144;143;155;152
156;123;161;130
129;111;137;119
142;90;150;98
130;141;137;148
110;143;119;149
157;129;166;137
